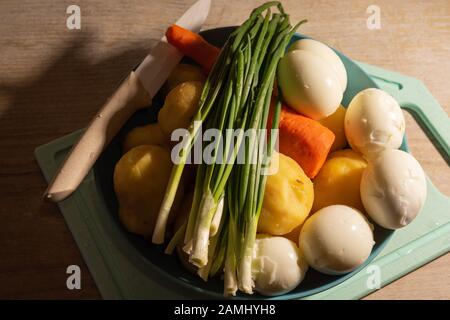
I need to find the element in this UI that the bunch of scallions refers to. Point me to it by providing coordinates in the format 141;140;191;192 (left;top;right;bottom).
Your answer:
152;1;306;296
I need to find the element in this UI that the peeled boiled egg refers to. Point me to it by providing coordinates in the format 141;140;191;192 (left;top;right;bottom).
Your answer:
345;88;405;157
299;205;374;275
360;149;427;230
288;39;347;92
252;235;308;296
277;49;343;120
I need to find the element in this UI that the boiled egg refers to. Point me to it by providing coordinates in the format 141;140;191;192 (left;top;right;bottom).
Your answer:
288;39;347;91
299;205;374;275
277;49;343;120
345;88;405;157
360;149;427;229
252;235;308;296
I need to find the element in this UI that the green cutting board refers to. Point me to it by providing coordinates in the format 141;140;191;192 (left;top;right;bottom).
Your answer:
35;62;450;299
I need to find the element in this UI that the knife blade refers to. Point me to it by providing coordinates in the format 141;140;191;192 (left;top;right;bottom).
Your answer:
44;0;211;202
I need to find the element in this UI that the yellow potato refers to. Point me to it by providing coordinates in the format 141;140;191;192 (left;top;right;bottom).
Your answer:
258;152;314;235
122;123;167;153
114;145;182;238
319;105;347;152
312;149;367;213
158;81;204;136
166;64;206;92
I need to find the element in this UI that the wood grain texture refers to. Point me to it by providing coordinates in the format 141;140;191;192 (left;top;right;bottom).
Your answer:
0;0;448;299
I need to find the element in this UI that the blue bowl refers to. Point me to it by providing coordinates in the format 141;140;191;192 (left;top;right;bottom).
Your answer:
94;27;404;299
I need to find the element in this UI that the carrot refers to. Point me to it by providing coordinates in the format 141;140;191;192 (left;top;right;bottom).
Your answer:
269;104;335;178
166;24;221;73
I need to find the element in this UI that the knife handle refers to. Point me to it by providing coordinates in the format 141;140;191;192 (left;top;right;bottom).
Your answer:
44;71;151;202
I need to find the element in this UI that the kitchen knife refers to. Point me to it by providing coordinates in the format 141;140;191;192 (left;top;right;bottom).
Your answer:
44;0;211;202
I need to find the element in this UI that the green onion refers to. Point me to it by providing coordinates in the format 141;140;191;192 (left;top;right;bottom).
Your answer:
156;1;307;296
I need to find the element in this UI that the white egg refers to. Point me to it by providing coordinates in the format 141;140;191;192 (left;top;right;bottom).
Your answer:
345;88;405;157
288;39;347;92
299;205;374;275
360;149;427;230
277;49;343;120
252;235;308;296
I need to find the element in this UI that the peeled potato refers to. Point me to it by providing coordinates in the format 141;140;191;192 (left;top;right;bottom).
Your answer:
122;123;167;153
312;149;367;213
114;145;182;238
158;81;204;137
319;105;347;152
258;152;314;235
166;64;206;92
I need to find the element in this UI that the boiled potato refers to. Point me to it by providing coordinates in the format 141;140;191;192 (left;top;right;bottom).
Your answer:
122;123;167;153
312;149;367;213
166;64;206;92
158;81;204;136
114;145;182;238
258;152;314;235
319;105;347;152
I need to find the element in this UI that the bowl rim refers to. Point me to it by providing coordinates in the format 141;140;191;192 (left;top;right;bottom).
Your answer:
98;26;400;300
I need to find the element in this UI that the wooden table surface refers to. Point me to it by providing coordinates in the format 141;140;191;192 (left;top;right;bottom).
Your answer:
0;0;449;299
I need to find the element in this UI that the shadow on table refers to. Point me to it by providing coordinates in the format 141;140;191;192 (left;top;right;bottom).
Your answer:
0;31;153;298
0;31;154;163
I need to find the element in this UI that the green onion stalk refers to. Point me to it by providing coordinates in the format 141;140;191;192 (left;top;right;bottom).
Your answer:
235;19;307;294
152;38;234;245
153;1;307;296
188;8;274;268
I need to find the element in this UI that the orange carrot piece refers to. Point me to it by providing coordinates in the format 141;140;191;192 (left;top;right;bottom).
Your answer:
166;24;220;73
270;105;335;178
